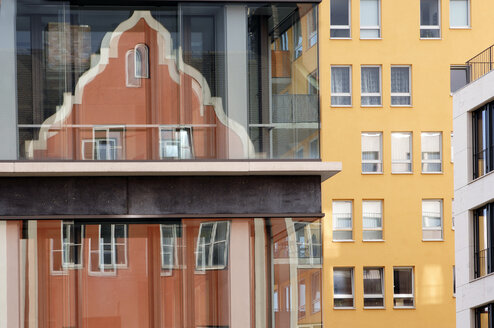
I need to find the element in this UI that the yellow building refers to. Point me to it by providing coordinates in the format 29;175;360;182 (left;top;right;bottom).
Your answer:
317;0;494;327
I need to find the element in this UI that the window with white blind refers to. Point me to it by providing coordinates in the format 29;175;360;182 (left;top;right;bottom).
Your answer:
391;66;411;106
363;267;384;308
450;0;469;28
332;201;353;241
422;199;443;240
393;267;414;308
362;132;383;173
420;0;441;38
361;66;381;106
360;0;380;39
362;200;383;240
391;132;412;173
421;132;442;173
330;0;351;38
333;267;354;308
331;66;352;106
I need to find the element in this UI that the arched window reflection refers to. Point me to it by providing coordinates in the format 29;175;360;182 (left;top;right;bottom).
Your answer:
134;44;149;78
126;50;140;87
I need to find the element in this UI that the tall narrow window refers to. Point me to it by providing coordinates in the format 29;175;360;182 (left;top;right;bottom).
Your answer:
391;132;412;173
298;280;306;318
134;44;149;78
475;303;494;328
362;132;383;173
361;66;381;106
393;267;414;308
420;0;441;38
196;221;230;270
333;267;354;308
311;271;321;313
160;127;194;159
62;222;83;268
126;50;140;87
295;221;322;265
391;66;411;106
331;66;352;106
421;132;442;173
161;224;178;272
362;200;383;240
363;267;384;308
422;199;443;240
473;203;494;278
330;0;351;38
450;0;469;28
100;224;128;268
360;0;380;39
472;104;494;179
332;200;353;241
294;19;303;59
307;6;318;48
308;70;319;95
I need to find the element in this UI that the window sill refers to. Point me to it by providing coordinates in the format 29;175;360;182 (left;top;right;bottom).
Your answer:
364;306;385;310
333;307;356;310
391;172;413;175
330;37;352;40
360;38;382;40
422;239;444;242
394;306;415;310
419;37;442;40
390;105;413;108
421;171;443;175
333;239;355;242
470;271;494;283
331;105;353;108
449;27;471;30
362;172;383;175
361;105;383;108
363;239;385;242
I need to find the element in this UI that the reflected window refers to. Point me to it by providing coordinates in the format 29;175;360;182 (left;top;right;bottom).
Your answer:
161;225;179;273
309;137;319;159
196;221;230;270
331;66;352;106
420;0;441;38
330;0;351;38
294;19;303;59
82;127;124;160
298;280;306;318
391;66;411;106
311;271;321;313
62;222;84;268
307;6;318;48
393;267;414;308
421;132;442;173
422;199;443;240
333;267;354;308
361;66;381;106
308;70;319;95
100;224;128;268
332;200;353;241
391;132;412;173
134;44;149;78
126;50;141;87
160;127;194;159
362;200;383;240
362;132;383;173
363;267;384;308
294;222;322;265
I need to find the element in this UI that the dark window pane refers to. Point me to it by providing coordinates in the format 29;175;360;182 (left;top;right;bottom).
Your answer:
331;0;349;25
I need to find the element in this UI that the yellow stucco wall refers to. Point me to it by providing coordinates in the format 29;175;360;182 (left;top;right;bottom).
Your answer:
319;1;494;327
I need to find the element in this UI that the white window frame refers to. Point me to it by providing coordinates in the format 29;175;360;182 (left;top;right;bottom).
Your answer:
393;267;415;308
421;132;442;173
361;132;383;174
195;221;230;270
331;65;352;107
125;50;141;88
422;199;444;241
360;65;382;107
330;0;351;39
391;132;413;173
420;0;441;39
159;126;194;159
307;6;318;48
333;267;355;308
160;224;179;275
390;65;412;107
360;0;381;39
82;126;125;160
332;200;353;241
449;0;470;29
61;221;84;269
363;267;385;308
99;224;128;269
362;200;383;241
134;43;149;79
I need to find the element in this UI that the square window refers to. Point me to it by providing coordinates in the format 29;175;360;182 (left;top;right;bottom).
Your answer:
391;132;412;173
363;267;384;308
450;0;469;28
391;66;411;106
362;200;383;240
333;267;354;308
420;0;441;38
331;66;352;106
421;132;442;173
333;200;353;241
360;0;380;39
422;199;443;240
362;132;383;173
330;0;351;38
393;267;414;308
361;66;381;106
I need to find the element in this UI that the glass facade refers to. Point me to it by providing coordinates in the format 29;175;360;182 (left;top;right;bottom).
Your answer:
11;0;319;160
2;217;322;327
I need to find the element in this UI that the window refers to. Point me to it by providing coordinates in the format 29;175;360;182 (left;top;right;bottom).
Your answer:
362;132;383;173
420;0;441;38
473;104;494;179
307;6;318;48
311;271;321;313
450;65;469;92
393;267;414;308
308;70;319;96
363;267;384;308
391;66;411;106
196;221;230;270
82;127;125;160
391;132;412;173
331;66;352;106
61;222;83;268
100;224;128;268
475;303;494;328
333;267;354;308
450;0;469;28
299;279;306;318
422;199;443;240
309;137;319;159
280;31;289;51
474;203;494;278
295;221;322;265
360;0;380;38
126;50;141;87
134;44;149;78
294;19;303;59
161;224;179;272
330;0;351;38
421;132;442;173
160;127;194;159
361;66;381;106
332;200;353;241
362;200;383;240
